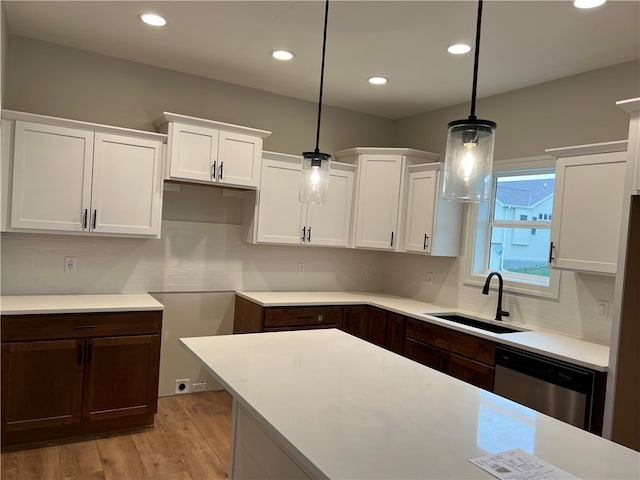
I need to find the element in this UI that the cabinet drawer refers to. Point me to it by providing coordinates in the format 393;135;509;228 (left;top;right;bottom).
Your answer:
405;318;496;365
1;311;162;342
404;338;443;371
447;353;494;391
264;307;343;328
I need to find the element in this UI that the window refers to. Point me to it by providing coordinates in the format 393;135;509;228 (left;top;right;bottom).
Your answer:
467;165;559;298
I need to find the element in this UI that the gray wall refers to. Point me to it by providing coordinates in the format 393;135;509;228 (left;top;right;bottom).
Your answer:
4;35;394;155
394;60;640;159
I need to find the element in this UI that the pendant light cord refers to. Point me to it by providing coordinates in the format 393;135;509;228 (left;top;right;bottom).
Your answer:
469;0;483;120
314;0;329;153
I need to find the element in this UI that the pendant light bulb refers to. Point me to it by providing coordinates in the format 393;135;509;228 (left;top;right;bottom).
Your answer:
442;0;496;203
300;0;331;205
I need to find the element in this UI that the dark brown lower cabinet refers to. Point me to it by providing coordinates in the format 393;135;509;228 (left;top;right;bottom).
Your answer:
342;306;371;340
342;307;404;355
404;318;496;391
1;311;161;450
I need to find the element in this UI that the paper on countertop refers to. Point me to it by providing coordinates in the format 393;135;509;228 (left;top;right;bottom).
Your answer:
470;448;579;480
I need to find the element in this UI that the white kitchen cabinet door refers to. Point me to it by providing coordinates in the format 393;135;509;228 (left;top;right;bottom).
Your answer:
256;154;306;244
405;166;437;253
404;163;461;256
550;151;627;274
218;131;262;188
156;113;270;189
11;121;93;232
91;133;163;236
307;163;355;247
353;154;403;250
167;122;219;182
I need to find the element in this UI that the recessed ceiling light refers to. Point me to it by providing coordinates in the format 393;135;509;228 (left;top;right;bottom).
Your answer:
447;44;472;55
272;50;295;61
368;76;388;85
573;0;606;8
140;13;167;27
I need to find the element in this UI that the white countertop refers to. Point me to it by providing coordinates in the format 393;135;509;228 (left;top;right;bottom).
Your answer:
236;290;610;371
0;293;164;315
181;329;639;480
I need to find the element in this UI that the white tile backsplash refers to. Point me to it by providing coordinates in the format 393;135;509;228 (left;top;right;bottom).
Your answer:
0;219;614;345
0;220;384;295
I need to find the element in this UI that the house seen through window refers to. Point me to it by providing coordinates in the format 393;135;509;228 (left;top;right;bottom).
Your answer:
470;169;557;293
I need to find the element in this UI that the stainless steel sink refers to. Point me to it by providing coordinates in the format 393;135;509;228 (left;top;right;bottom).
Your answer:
426;313;520;334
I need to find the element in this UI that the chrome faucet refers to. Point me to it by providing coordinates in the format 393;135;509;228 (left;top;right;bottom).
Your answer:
482;272;510;321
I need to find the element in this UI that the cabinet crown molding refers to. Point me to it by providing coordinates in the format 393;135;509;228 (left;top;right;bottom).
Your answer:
334;147;440;162
617;97;640;113
545;140;628;158
1;110;167;142
154;112;271;138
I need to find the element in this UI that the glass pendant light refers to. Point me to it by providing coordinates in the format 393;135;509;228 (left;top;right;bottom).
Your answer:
300;0;331;205
443;0;496;203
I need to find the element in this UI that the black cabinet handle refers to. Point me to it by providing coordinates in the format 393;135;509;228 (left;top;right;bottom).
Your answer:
549;242;555;263
83;209;88;229
390;231;394;247
219;162;224;180
211;161;217;180
87;343;93;364
73;325;98;329
301;226;306;242
92;210;97;230
77;344;83;365
307;227;311;242
423;234;427;250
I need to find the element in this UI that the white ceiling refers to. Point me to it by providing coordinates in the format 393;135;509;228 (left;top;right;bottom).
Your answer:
4;1;640;119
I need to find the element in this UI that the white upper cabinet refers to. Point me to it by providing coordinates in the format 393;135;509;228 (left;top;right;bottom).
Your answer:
155;112;270;189
256;152;306;245
254;152;354;247
91;133;163;235
11;121;94;232
335;147;439;251
3;111;165;237
404;163;461;256
546;142;627;274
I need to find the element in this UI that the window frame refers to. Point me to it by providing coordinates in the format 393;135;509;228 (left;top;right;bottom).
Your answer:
464;156;560;299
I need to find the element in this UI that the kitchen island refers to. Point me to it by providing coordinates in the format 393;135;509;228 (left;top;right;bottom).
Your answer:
181;329;639;480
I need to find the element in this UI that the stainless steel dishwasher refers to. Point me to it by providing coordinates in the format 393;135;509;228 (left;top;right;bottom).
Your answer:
494;346;596;430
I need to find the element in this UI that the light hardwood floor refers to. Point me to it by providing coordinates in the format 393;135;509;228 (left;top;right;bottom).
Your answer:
0;391;233;480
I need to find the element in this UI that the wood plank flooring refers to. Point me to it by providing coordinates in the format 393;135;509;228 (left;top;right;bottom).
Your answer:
0;391;232;480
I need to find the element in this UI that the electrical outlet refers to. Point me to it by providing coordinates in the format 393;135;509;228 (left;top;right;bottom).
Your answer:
597;300;609;320
64;256;77;272
297;263;304;275
192;381;206;393
175;378;190;395
425;272;433;284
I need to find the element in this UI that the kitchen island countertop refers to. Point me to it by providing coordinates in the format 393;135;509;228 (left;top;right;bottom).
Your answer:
236;290;610;371
181;329;639;480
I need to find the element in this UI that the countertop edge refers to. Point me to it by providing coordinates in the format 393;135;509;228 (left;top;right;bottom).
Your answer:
0;293;165;315
235;290;609;372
